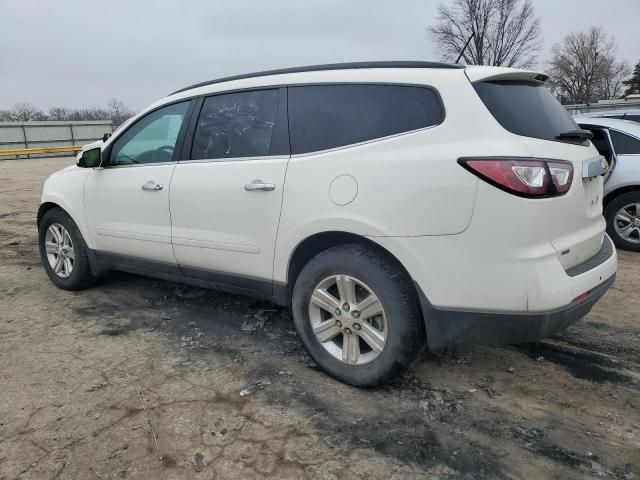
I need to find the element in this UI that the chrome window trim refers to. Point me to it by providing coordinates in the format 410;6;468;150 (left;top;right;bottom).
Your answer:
96;161;179;170
178;155;290;165
289;123;442;159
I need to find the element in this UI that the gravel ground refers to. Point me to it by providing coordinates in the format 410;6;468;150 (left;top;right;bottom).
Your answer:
0;157;638;480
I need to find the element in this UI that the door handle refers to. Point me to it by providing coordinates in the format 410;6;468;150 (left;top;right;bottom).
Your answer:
244;180;275;192
141;181;163;191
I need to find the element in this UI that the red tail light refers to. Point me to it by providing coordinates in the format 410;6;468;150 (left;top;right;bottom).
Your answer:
458;158;573;198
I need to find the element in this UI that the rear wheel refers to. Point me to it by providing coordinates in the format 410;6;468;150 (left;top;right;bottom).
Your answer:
291;244;425;387
604;192;640;252
38;208;97;290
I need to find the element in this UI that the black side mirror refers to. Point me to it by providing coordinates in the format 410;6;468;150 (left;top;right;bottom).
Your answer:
77;147;102;168
102;133;112;142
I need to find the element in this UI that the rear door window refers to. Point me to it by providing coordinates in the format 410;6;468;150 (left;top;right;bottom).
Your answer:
609;129;640;155
288;84;444;154
191;89;282;160
474;81;580;144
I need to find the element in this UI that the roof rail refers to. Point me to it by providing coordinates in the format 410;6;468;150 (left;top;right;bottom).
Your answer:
170;61;464;95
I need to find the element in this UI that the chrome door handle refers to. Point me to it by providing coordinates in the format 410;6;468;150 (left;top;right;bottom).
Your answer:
244;180;275;191
141;181;163;191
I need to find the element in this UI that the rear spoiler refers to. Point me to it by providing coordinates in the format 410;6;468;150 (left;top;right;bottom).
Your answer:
465;66;549;84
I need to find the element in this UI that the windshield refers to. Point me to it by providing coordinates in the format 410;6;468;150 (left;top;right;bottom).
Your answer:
474;81;581;144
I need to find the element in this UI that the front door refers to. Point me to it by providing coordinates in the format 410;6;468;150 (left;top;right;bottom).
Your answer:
170;88;290;296
84;100;191;264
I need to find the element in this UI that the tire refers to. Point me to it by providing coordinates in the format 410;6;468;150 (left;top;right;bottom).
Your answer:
38;208;97;290
291;243;425;387
604;191;640;252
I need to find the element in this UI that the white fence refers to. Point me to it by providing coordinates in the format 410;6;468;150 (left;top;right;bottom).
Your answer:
0;121;113;159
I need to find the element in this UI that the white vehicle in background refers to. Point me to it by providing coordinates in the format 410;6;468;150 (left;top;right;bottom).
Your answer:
577;109;640;124
38;62;616;386
576;117;640;251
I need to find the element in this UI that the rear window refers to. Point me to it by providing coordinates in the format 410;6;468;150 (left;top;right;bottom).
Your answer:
288;84;444;154
474;81;580;143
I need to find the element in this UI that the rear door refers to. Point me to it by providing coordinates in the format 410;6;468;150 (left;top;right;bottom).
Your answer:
605;127;640;192
169;88;290;296
472;78;607;270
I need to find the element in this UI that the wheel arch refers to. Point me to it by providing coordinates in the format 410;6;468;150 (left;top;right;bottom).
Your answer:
604;185;640;207
37;202;65;230
285;232;427;331
286;231;410;289
37;200;93;249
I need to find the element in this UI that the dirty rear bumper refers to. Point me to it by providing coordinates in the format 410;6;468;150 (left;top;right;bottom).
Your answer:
417;274;615;351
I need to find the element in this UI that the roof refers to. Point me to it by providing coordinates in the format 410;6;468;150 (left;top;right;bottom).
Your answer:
577;109;640;118
575;116;640;135
170;61;465;95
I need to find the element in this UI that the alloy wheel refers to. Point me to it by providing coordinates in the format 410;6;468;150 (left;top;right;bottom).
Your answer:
308;274;387;365
44;223;75;278
614;203;640;244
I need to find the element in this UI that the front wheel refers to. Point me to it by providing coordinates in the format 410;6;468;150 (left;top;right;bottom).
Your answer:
38;208;97;290
291;244;425;387
604;192;640;252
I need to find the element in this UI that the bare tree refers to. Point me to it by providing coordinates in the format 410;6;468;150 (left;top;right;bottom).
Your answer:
48;107;71;121
70;108;111;121
0;110;15;121
107;97;133;126
547;27;630;104
10;102;43;121
1;100;136;123
429;0;542;68
599;59;630;100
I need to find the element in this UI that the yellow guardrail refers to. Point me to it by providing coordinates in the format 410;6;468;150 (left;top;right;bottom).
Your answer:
0;145;82;156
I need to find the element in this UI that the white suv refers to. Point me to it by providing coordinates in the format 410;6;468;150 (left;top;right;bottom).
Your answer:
38;62;617;386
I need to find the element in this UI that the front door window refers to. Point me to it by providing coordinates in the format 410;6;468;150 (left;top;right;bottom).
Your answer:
109;101;190;165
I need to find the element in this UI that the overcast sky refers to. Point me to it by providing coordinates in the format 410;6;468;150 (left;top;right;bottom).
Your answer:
0;0;638;112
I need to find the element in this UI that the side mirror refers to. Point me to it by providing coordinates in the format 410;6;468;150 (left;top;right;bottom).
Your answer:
77;147;102;168
102;133;112;142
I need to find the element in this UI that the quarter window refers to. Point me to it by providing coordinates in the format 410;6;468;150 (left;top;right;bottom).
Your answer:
609;130;640;155
288;84;444;154
109;101;189;165
191;89;280;159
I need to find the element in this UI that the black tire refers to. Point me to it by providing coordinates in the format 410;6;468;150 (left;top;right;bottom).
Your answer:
604;191;640;252
38;208;97;290
291;243;425;387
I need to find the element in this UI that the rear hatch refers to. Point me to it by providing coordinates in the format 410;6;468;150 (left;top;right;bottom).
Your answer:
467;68;606;270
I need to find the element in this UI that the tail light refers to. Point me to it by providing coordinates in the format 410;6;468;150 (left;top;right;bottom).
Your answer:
458;157;573;198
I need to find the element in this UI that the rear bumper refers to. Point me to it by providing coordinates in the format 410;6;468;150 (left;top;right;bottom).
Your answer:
417;274;615;351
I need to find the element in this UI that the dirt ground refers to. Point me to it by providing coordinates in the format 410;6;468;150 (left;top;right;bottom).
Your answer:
0;157;638;480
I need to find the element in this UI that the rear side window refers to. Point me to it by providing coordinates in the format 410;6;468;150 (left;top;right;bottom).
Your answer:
191;89;279;159
474;81;579;143
288;84;444;154
609;129;640;155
